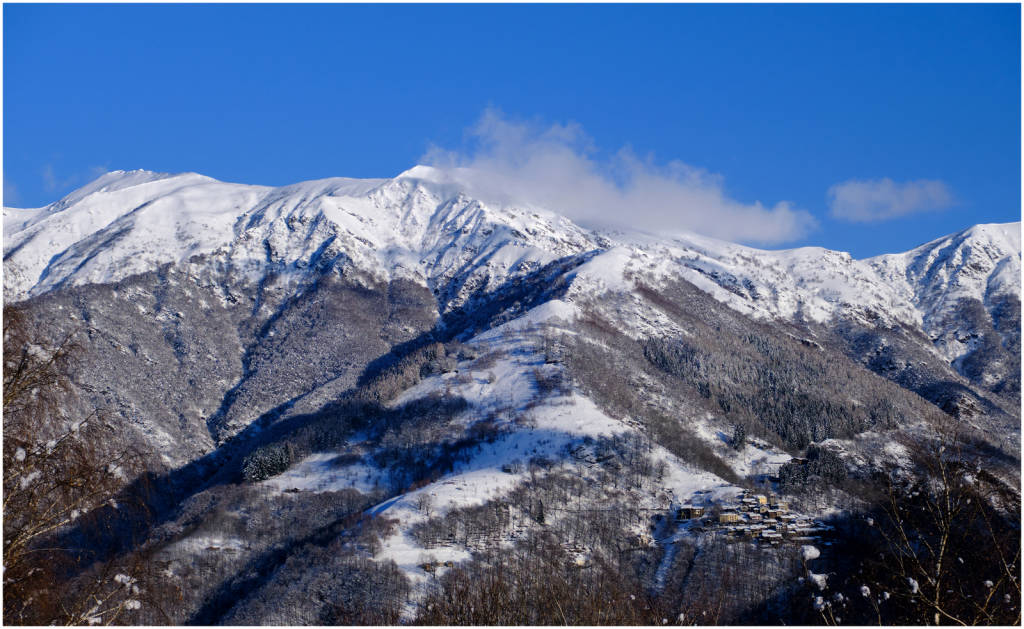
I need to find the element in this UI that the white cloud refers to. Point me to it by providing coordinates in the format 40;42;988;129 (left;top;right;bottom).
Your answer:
41;164;111;197
3;177;18;205
41;164;79;194
88;164;111;180
41;164;60;193
828;178;953;222
421;109;816;245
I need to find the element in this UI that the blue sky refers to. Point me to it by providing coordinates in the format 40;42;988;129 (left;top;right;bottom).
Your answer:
4;3;1019;256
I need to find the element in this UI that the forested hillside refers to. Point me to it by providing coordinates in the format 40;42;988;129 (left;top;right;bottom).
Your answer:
4;169;1019;624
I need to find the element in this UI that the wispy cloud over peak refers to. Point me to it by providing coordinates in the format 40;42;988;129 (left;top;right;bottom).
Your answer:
828;178;954;223
40;164;112;198
422;109;816;246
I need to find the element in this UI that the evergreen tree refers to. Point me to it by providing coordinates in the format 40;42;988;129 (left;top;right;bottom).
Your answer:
731;424;747;450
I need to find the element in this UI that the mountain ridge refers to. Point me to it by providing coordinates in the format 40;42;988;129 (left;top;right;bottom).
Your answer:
4;168;1019;625
6;168;1018;355
4;168;1019;442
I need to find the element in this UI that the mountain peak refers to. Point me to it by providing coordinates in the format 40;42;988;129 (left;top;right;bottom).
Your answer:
47;169;214;213
395;164;450;183
960;221;1022;250
3;167;1019;345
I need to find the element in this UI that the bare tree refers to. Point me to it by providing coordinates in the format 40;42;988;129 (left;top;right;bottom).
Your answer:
808;431;1021;626
416;492;434;516
871;435;1020;625
3;305;147;625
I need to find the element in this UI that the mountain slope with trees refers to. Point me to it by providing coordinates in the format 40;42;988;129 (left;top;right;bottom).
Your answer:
3;169;1018;624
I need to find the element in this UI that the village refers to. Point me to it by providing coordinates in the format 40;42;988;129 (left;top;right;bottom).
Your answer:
677;488;832;546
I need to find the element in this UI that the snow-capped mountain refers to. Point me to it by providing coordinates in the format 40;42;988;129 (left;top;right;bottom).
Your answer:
5;168;1018;359
868;222;1021;361
4;169;1017;324
5;168;1018;450
3;167;595;311
4;169;1019;625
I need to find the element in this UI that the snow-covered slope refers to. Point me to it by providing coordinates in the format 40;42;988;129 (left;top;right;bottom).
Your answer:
5;168;1019;357
868;222;1021;361
597;231;924;327
869;222;1021;313
3;167;596;314
6;168;1017;625
4;170;268;298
